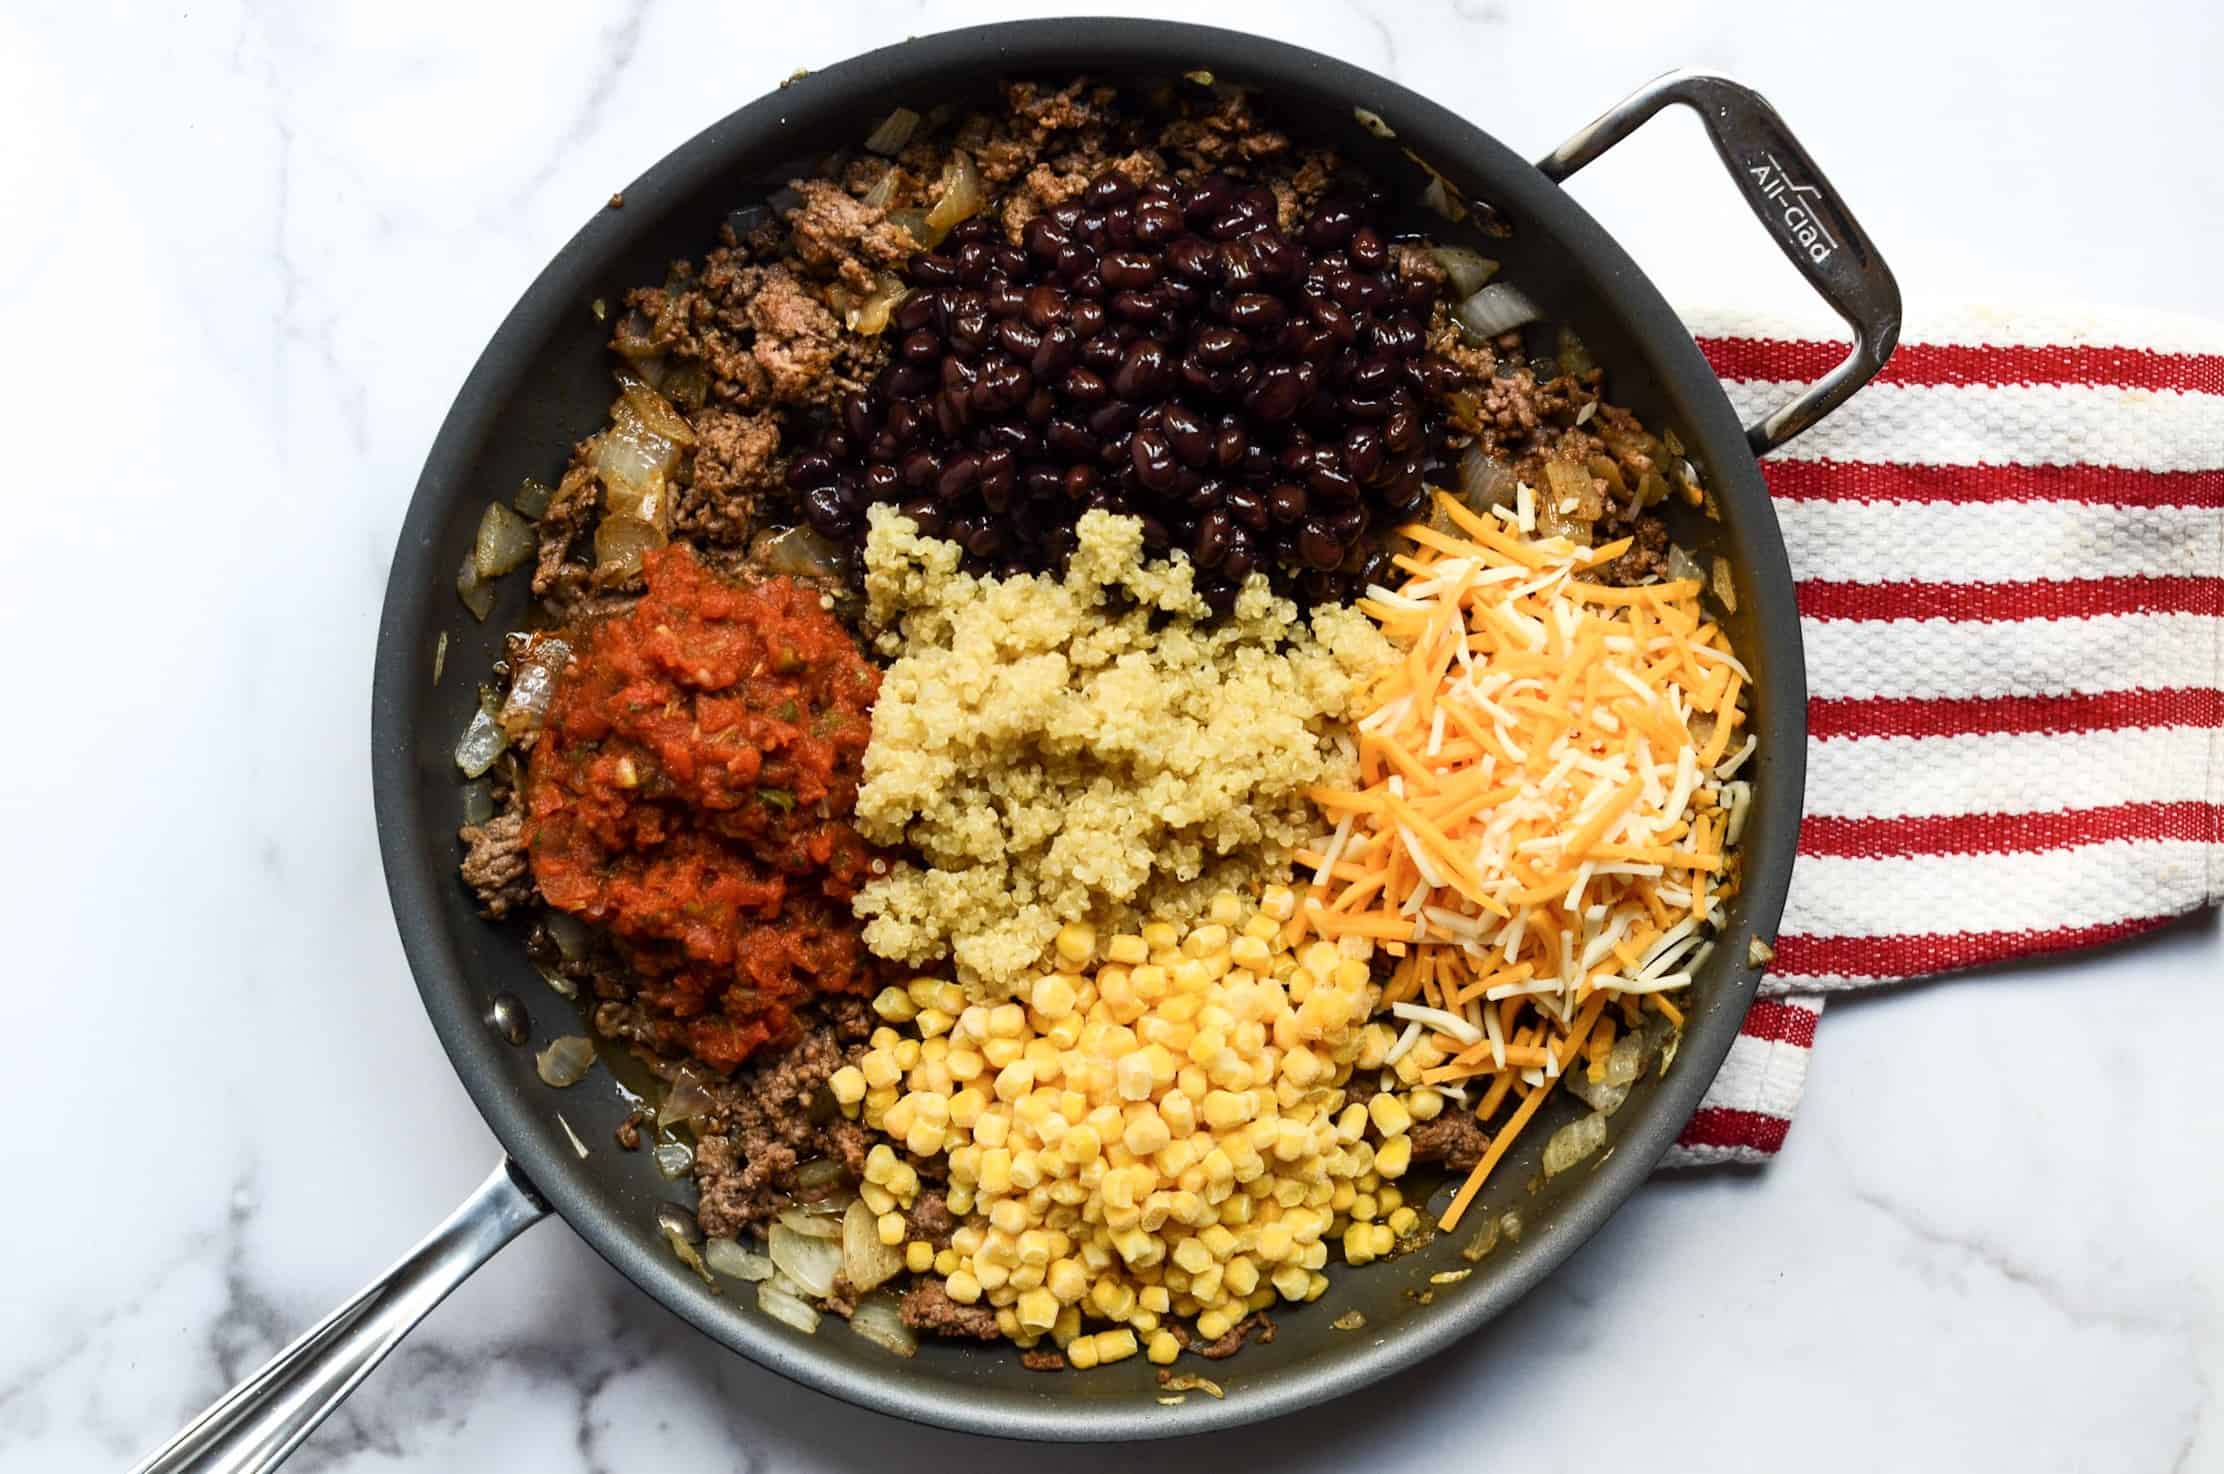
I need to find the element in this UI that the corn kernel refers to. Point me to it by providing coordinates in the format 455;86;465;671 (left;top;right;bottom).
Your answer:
1066;1334;1101;1370
1375;1134;1412;1179
1047;1257;1089;1303
872;986;918;1022
1015;1287;1059;1331
1341;1224;1376;1266
1368;1092;1413;1137
905;1240;935;1273
1055;923;1097;967
946;1269;983;1304
1146;1329;1180;1365
1195;1307;1234;1341
1406;1086;1445;1122
1387;1206;1420;1238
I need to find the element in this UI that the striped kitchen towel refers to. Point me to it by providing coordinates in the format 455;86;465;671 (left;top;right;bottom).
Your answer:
1661;305;2224;1166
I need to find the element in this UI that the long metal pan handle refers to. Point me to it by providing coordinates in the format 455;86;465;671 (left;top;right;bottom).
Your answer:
1537;71;1902;455
127;1157;550;1474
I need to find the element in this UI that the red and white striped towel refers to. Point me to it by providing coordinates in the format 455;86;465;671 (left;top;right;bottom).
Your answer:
1660;305;2224;1166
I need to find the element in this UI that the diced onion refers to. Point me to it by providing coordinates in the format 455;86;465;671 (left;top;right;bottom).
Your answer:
1563;1070;1631;1117
618;379;695;447
1542;1111;1609;1177
460;780;495;826
653;1141;694;1178
663;1223;716;1288
776;1205;844;1241
885;207;936;248
534;1035;597;1088
1666;543;1704;586
1457;444;1519;511
843;271;909;337
658;1067;715;1129
1602;1029;1647;1088
1454;282;1542;341
842;1198;906;1293
545;911;589;961
704;1236;776;1282
768;1220;843;1298
750;524;849;581
1420;172;1468;223
848;1294;918;1357
923;151;982;238
475;502;537;581
498;637;571;738
758;1281;822;1335
1428;246;1499;297
1352;106;1395;139
514;477;554;519
793;1157;847;1191
860;169;900;212
453;704;507;779
864;107;920;156
455;552;496;622
593;514;667;582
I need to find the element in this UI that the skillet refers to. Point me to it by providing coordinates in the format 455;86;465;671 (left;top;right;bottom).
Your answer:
133;19;1897;1470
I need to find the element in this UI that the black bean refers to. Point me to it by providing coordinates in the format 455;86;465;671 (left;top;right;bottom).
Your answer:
1081;335;1124;374
1110;289;1162;323
1024;216;1068;260
1134;201;1183;244
1246;362;1307;422
1102;252;1160;289
1225;487;1269;531
1183;174;1236;222
933;391;965;438
885;363;933;399
1344;425;1385;485
806;484;851;534
1055;242;1096;279
1163;404;1212;467
1215;423;1249;469
1302;201;1358;250
1227;293;1287;333
1087;400;1139;439
910;254;961;286
1063;464;1099;499
1070;270;1105;301
1070;299;1108;339
1267;482;1308;525
1023;387;1056;425
1113;339;1170;399
895;293;939;333
1046;418;1096;460
866;461;903;500
1086;170;1136;208
1383;405;1420;452
1024;284;1066;329
1349;226;1387;272
932;451;978;503
1191;325;1248;368
1063;366;1109;404
995;318;1043;357
1165;237;1216;282
1130;429;1181;492
1193;509;1232;568
1349;356;1397;395
901;328;941;363
1299;519;1344;569
785;450;834;490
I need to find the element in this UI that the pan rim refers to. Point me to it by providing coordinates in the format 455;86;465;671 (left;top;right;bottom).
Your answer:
372;16;1805;1441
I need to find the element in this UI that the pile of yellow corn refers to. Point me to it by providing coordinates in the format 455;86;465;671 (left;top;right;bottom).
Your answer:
828;887;1450;1360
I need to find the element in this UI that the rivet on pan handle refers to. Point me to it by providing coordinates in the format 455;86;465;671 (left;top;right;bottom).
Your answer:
126;1158;550;1474
1538;71;1903;456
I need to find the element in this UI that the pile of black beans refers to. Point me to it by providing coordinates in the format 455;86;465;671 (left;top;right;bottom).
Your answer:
788;168;1466;607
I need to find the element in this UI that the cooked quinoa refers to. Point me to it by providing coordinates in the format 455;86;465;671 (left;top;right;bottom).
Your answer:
852;506;1394;995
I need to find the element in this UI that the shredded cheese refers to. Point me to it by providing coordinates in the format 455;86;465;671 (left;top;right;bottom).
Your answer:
1307;493;1750;1232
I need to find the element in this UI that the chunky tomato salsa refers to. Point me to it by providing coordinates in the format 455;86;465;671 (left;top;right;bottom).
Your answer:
523;545;881;1070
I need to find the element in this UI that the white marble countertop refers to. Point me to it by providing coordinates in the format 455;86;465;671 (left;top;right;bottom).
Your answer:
3;2;2217;1470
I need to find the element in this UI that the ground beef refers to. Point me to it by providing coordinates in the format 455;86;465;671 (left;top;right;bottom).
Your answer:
458;810;533;918
904;1191;957;1247
684;1015;860;1237
900;1278;1003;1341
1021;1348;1067;1372
1410;1112;1491;1173
1173;1311;1275;1359
1595;512;1670;586
679;406;782;544
783;178;918;294
1158;86;1291;171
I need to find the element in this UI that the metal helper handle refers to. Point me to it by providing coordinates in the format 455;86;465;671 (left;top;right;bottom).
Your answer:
1538;71;1902;455
128;1158;550;1474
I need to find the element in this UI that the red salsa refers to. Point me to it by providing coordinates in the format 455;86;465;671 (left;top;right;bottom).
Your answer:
523;545;881;1070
